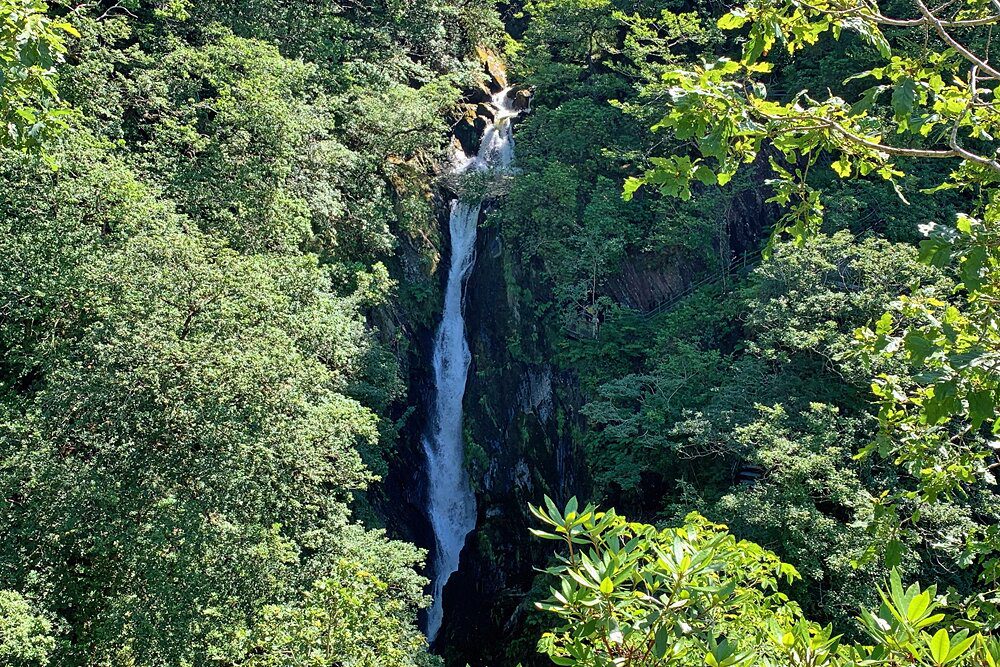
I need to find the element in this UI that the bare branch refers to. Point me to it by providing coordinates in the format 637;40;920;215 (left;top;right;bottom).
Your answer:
752;102;1000;173
796;0;1000;28
914;0;1000;77
875;11;1000;27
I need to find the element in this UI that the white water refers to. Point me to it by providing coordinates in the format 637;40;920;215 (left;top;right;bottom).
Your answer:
423;89;517;643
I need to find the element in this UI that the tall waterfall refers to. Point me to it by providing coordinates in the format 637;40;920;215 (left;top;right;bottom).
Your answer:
423;89;517;643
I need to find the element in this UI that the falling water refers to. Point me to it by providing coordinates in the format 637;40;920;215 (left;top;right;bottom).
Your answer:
423;89;518;643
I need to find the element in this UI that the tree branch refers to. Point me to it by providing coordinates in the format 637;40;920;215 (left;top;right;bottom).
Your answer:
914;0;1000;78
750;103;1000;173
795;0;1000;28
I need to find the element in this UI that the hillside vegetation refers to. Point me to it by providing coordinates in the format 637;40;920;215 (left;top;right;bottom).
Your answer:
1;0;997;665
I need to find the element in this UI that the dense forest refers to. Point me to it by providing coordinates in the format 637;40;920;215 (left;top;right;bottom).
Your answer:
1;0;998;666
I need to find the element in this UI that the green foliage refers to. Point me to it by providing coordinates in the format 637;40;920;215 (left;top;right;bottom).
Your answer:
0;591;54;667
60;16;452;262
531;498;1000;667
627;0;999;245
191;0;502;80
0;0;77;153
578;232;991;626
531;498;801;667
622;0;1000;593
131;34;337;254
618;0;1000;494
581;232;940;483
229;555;433;667
849;193;1000;591
0;129;422;664
857;197;1000;505
713;404;879;621
583;0;1000;635
0;0;500;660
500;0;729;332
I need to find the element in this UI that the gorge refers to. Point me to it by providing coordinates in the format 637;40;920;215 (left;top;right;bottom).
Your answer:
422;88;518;643
2;2;997;667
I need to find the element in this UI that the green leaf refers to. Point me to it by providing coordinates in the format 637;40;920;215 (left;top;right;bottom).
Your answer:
544;495;564;525
947;635;976;662
891;78;917;118
885;539;904;568
623;177;644;201
961;246;988;291
904;332;934;364
653;625;669;658
850;86;882;116
693;165;718;185
565;496;579;519
956;214;974;234
925;382;958;425
906;591;930;621
744;32;766;64
929;628;950;665
968;390;995;430
918;238;952;267
529;528;563;541
55;22;81;38
717;11;748;29
875;312;893;335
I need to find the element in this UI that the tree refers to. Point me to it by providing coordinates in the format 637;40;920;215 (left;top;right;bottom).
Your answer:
531;498;1000;667
624;0;999;238
0;591;54;667
622;0;1000;598
1;0;77;153
235;558;433;667
0;129;418;664
576;232;987;622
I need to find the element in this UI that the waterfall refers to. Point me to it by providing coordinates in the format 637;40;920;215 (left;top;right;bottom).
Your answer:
422;88;517;643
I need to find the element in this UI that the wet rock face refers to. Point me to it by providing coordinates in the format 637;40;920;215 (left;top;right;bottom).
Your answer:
432;222;589;667
423;60;587;666
452;57;510;156
373;193;454;581
476;102;496;121
467;83;494;105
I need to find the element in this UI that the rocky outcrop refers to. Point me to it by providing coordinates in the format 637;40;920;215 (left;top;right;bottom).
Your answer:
606;248;690;311
452;48;519;155
607;170;774;311
476;45;508;90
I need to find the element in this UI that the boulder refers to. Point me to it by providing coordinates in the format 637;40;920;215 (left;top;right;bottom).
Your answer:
452;104;489;155
466;81;493;105
510;88;532;111
476;102;496;122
